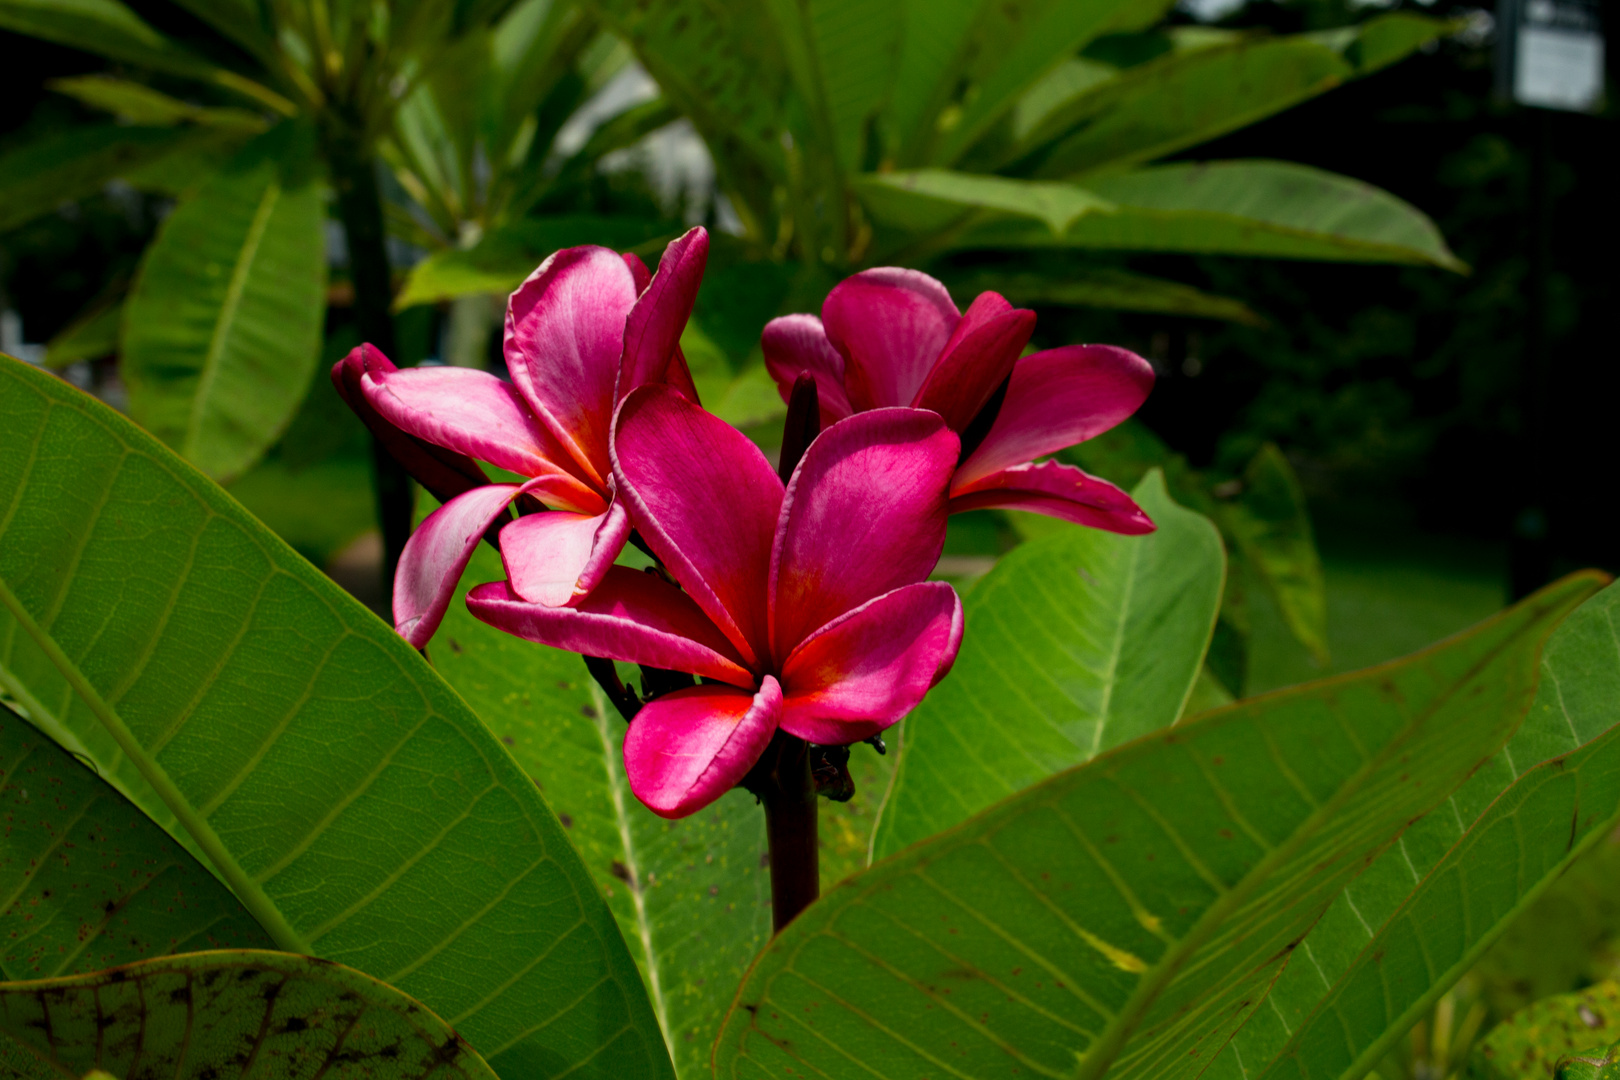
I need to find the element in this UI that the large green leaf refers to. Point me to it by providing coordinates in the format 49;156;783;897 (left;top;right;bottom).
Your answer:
430;540;772;1080
856;167;1114;237
1;701;273;979
121;125;326;484
942;268;1264;324
0;355;672;1078
1205;578;1620;1080
49;75;267;131
1220;443;1328;666
0;124;205;232
712;573;1600;1080
0;950;497;1079
873;470;1224;860
1470;983;1620;1080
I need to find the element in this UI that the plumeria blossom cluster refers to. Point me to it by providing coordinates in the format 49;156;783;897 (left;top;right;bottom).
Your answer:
335;227;1155;819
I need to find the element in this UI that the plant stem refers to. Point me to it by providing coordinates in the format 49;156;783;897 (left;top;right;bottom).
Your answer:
325;123;412;593
757;731;819;932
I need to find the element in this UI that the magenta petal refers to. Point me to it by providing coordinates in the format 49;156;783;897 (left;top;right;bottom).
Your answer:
331;345;488;504
956;345;1156;486
394;484;522;648
623;252;651;292
504;245;640;485
822;267;959;411
623;677;781;819
617;227;707;404
769;408;958;662
950;459;1156;534
612;385;783;667
361;365;574;481
912;294;1036;433
762;314;854;425
779;583;963;744
466;569;753;685
499;497;629;607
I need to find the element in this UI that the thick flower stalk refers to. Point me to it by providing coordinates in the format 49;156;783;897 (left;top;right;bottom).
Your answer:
763;267;1157;534
331;227;709;648
465;385;965;820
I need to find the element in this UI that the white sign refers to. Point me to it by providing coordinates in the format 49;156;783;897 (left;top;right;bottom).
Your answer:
1513;0;1606;112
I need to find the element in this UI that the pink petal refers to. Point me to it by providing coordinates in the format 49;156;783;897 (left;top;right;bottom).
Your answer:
822;267;959;411
361;365;579;482
331;345;488;505
623;252;651;292
779;583;963;744
769;408;958;663
956;345;1155;486
950;459;1156;534
612;385;783;668
762;314;854;426
911;294;1036;432
623;677;782;819
499;497;630;607
466;569;753;686
504;246;640;486
394;483;525;648
663;345;702;405
617;227;708;404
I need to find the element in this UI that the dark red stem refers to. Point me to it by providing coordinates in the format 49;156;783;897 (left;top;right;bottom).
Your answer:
757;732;819;932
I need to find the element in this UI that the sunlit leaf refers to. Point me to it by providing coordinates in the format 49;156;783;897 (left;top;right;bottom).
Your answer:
873;470;1224;860
0;355;673;1079
49;75;267;131
857;168;1114;235
0;950;497;1080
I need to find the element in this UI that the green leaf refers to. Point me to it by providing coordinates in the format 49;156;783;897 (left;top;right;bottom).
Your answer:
942;268;1264;324
430;540;771;1080
395;216;675;309
714;573;1599;1080
48;75;268;131
1209;576;1620;1080
121;125;326;483
42;298;123;369
1470;984;1620;1079
0;0;225;83
957;160;1467;271
872;470;1224;860
1220;444;1327;665
0;950;498;1079
0;124;205;232
1;701;274;979
856;168;1115;235
0;355;673;1078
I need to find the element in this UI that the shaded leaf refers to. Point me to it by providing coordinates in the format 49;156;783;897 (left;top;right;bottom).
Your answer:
48;76;267;131
122;124;326;483
943;267;1264;324
42;298;123;369
763;0;901;174
0;950;497;1080
873;470;1224;860
714;574;1599;1080
0;355;673;1079
0;701;273;979
856;168;1114;236
1219;443;1327;665
0;0;225;83
0;124;204;232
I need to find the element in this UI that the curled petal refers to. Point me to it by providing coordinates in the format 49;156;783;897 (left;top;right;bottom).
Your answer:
330;344;487;504
779;583;963;744
950;459;1155;534
770;408;958;663
361;365;578;482
762;314;853;426
956;345;1155;486
822;267;959;411
911;294;1035;432
394;483;528;649
504;246;640;485
617;227;708;404
499;496;630;607
612;385;783;667
466;569;753;686
624;677;782;819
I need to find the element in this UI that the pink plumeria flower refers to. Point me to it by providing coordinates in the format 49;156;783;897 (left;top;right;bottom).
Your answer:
465;385;965;819
763;267;1157;534
352;228;709;649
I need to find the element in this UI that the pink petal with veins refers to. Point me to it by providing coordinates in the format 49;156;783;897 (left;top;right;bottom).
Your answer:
617;227;707;404
911;294;1035;432
769;408;957;662
394;482;534;649
762;314;854;426
499;496;629;607
624;677;782;819
466;569;753;686
779;583;963;744
956;345;1155;486
504;246;640;485
822;267;959;411
950;459;1155;534
612;385;783;667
